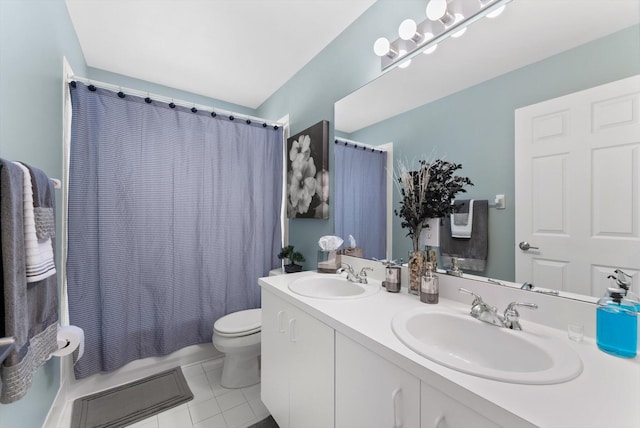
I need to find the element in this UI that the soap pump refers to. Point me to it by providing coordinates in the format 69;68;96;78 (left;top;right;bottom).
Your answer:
596;286;638;358
420;263;439;304
382;260;401;293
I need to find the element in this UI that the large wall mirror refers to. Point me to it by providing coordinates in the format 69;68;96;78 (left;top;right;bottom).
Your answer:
334;0;640;301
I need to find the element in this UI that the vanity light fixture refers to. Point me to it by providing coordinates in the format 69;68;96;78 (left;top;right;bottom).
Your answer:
480;0;506;18
374;0;512;71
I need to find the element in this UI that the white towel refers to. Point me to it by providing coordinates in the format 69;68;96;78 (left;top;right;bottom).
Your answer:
13;162;56;282
450;199;474;239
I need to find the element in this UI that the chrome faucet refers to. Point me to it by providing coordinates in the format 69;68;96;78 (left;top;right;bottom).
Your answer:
520;282;534;290
503;302;538;330
458;288;538;330
520;281;559;296
458;288;504;327
446;257;463;277
337;263;372;284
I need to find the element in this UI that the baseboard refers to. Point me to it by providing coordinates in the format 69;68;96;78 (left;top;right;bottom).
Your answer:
42;376;67;428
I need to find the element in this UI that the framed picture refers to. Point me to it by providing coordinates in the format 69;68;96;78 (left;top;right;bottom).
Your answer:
286;120;329;219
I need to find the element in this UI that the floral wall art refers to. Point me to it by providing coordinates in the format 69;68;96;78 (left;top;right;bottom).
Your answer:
287;120;329;219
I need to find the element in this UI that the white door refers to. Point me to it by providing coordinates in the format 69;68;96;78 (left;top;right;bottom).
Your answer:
515;75;640;298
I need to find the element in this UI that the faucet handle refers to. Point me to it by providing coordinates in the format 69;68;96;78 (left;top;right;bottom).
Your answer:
503;302;538;330
340;263;353;272
505;302;538;313
359;267;373;277
520;282;534;290
458;288;483;305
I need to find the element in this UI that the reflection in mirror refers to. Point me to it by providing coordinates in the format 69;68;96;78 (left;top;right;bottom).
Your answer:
334;0;640;300
333;138;393;261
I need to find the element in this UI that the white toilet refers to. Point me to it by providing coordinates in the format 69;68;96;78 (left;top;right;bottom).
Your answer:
212;308;262;388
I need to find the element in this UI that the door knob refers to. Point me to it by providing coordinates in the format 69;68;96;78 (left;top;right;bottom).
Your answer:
519;241;539;251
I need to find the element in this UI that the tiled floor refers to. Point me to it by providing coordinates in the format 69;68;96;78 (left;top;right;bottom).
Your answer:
63;359;271;428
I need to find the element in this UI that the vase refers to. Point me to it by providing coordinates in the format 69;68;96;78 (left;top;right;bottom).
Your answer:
408;250;427;295
284;264;302;274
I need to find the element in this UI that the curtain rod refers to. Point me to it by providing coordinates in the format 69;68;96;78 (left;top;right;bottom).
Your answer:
334;137;386;153
69;75;284;128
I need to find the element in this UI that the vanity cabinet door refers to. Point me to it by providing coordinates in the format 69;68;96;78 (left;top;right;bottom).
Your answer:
288;304;334;428
421;382;501;428
261;289;335;428
335;332;420;428
261;289;291;428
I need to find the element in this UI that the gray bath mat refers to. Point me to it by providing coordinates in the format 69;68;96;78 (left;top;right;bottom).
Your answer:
248;415;279;428
70;367;193;428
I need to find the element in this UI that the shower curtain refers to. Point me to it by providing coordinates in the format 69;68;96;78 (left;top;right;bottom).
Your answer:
67;82;283;379
334;143;387;260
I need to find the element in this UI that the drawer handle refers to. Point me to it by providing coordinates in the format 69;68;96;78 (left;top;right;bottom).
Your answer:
433;415;445;428
392;388;402;428
277;310;286;334
289;318;297;343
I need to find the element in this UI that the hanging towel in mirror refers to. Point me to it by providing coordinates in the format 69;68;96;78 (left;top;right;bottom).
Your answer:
450;200;474;238
440;200;488;272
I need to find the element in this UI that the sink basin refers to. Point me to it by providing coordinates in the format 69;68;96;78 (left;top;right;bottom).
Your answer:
288;274;380;299
391;308;582;384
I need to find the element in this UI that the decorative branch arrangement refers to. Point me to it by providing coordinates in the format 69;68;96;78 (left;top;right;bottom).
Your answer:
395;158;473;252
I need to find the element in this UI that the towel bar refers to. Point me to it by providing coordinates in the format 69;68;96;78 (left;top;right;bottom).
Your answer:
0;336;16;365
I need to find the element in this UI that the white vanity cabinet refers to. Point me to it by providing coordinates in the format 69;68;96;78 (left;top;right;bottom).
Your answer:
261;289;334;428
335;333;421;428
421;383;501;428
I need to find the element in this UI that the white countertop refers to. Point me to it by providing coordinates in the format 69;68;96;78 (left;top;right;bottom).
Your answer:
259;270;640;428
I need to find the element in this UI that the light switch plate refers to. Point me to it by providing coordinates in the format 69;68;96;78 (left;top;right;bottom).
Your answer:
419;218;441;247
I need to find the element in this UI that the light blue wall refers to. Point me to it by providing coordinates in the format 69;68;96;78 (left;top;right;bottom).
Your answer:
258;0;428;268
87;67;257;117
350;25;640;281
0;0;87;427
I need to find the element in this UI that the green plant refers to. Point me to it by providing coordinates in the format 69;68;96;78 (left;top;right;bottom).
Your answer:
278;245;306;265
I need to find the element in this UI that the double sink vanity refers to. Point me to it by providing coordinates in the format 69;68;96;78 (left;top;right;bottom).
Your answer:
259;257;640;428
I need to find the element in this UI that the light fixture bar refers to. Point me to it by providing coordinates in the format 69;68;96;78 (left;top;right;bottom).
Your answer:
378;0;513;71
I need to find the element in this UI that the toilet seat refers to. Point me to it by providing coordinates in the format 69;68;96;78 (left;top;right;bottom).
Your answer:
214;308;261;337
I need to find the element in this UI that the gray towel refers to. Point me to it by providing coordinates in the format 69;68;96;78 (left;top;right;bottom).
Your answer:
0;159;59;403
26;164;55;239
439;199;489;272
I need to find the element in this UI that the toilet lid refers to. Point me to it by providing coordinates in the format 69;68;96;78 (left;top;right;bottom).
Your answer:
214;309;261;336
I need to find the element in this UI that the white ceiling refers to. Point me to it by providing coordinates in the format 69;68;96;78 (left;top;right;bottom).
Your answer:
335;0;640;133
65;0;376;109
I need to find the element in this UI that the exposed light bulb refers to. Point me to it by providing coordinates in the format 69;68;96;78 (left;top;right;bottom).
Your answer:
422;32;438;55
426;0;448;21
373;37;391;57
486;5;506;18
450;14;467;38
399;19;420;41
398;49;411;68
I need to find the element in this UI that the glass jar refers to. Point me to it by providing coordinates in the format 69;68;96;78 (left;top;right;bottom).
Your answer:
408;250;427;295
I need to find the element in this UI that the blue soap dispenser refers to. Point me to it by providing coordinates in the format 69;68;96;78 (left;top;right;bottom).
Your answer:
596;287;638;358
